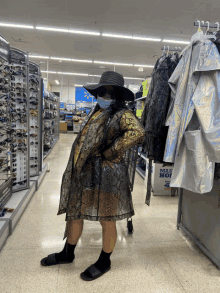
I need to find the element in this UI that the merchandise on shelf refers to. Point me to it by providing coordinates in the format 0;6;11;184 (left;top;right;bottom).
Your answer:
141;79;150;97
0;35;13;211
9;47;30;192
43;91;60;155
29;61;42;177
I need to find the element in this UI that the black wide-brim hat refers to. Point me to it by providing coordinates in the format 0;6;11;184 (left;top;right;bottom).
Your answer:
83;71;135;101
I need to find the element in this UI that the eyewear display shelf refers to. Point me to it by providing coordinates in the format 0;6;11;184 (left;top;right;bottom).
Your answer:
43;91;60;159
0;37;48;253
177;182;220;270
0;34;13;213
9;47;30;193
29;61;43;177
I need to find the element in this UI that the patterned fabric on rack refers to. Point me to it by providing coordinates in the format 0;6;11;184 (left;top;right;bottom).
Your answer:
57;102;145;241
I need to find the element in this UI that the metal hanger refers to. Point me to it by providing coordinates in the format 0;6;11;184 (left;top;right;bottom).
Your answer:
214;22;220;36
205;21;210;35
197;20;201;32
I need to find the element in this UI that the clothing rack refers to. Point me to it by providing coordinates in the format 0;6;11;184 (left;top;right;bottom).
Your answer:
161;46;182;52
175;22;220;270
194;20;220;29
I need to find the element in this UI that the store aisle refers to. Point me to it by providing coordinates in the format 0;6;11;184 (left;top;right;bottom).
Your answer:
0;134;220;293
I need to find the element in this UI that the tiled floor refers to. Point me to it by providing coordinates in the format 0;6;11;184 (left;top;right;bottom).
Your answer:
0;133;219;293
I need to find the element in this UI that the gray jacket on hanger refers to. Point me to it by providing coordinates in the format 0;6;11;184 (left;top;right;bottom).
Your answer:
164;36;220;193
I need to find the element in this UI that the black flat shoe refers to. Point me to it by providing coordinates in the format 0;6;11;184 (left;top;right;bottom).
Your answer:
40;253;74;266
80;262;111;281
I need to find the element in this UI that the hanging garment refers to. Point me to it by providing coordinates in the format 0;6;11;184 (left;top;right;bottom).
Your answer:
212;30;220;55
57;103;145;240
209;30;220;180
164;36;220;193
141;53;180;165
141;53;180;206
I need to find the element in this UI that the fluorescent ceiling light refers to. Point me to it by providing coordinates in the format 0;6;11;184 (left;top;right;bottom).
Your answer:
50;57;92;63
88;74;101;77
30;55;49;59
134;64;154;68
36;26;69;33
0;22;34;29
57;72;88;76
114;62;133;66
41;71;57;74
36;26;100;36
51;57;72;61
55;80;59;84
74;84;83;87
162;39;190;44
133;36;161;41
94;61;133;66
103;33;161;42
124;77;144;80
94;61;115;65
102;33;133;39
69;30;100;36
71;59;93;63
42;70;144;80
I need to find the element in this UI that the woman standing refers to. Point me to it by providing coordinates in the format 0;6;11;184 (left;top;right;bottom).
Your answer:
41;71;145;281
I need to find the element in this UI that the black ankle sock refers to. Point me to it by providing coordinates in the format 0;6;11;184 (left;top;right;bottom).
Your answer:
83;249;112;278
55;241;76;263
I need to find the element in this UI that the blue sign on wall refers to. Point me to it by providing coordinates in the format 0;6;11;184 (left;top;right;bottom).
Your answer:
60;102;65;108
75;87;94;102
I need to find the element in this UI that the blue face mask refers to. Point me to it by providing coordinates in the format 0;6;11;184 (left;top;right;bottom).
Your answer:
97;95;114;110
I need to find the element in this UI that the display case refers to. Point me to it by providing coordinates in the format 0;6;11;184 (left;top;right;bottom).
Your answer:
9;47;30;192
0;34;13;211
28;61;43;177
43;91;60;159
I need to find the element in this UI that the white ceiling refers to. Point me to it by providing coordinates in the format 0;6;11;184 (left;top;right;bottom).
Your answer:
0;0;219;87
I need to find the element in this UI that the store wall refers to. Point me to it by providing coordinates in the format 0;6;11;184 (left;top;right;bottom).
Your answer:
51;85;76;104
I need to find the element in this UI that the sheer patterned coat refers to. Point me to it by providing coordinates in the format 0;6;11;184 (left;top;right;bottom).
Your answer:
57;103;145;240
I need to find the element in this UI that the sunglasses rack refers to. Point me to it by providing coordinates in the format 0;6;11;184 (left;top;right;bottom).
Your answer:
29;61;42;177
0;34;13;211
9;48;30;192
43;91;60;158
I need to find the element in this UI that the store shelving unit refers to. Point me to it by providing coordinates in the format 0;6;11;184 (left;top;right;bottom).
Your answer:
29;61;43;177
0;34;13;213
10;47;30;192
43;91;60;159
